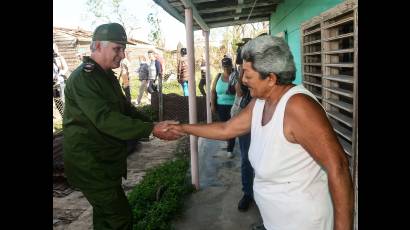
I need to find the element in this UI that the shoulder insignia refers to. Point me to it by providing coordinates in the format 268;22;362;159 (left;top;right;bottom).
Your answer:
83;63;95;73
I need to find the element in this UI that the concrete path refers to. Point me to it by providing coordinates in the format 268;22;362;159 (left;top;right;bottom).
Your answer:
173;137;263;230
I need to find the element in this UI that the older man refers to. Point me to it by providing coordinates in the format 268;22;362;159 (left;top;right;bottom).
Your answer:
165;35;353;230
63;23;177;230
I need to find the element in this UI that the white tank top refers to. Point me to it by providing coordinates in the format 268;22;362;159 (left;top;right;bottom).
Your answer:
249;85;333;230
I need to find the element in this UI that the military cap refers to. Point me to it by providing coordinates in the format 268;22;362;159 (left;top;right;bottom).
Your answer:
92;23;129;44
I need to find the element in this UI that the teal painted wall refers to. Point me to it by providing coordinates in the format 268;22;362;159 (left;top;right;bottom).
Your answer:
269;0;343;85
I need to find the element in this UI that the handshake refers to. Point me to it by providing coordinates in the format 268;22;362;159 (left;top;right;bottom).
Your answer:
152;120;185;141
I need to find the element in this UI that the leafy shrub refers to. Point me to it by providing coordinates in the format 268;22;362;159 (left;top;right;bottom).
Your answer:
128;138;194;230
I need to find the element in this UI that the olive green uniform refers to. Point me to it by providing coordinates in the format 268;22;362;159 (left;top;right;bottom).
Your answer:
63;56;153;230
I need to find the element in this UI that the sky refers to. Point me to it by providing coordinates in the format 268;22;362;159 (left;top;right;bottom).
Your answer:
53;0;201;50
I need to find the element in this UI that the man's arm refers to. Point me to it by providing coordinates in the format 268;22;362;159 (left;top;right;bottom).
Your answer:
71;74;153;140
285;94;354;230
126;101;153;122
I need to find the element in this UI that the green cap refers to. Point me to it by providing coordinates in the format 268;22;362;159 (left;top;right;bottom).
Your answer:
92;23;128;44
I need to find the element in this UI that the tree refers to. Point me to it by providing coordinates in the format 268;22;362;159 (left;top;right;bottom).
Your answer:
198;22;268;76
147;12;165;48
85;0;141;39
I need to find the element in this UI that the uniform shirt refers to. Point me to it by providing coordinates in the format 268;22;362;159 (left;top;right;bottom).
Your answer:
63;56;153;190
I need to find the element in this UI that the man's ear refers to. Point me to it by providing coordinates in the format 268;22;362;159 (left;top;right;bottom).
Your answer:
267;73;278;86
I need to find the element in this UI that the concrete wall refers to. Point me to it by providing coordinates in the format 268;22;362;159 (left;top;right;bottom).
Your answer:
269;0;343;84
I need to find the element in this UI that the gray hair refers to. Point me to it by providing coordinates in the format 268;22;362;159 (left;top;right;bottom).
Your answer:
241;35;296;84
90;41;110;52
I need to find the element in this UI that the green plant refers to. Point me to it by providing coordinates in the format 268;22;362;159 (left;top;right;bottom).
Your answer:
128;138;194;230
162;81;183;95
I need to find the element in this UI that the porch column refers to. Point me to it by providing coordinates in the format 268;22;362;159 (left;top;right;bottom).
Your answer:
185;7;199;190
204;30;211;123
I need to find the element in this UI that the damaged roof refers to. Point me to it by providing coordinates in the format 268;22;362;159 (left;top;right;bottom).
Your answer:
53;27;152;45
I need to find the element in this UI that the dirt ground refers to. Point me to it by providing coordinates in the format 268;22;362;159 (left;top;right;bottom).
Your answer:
53;137;182;230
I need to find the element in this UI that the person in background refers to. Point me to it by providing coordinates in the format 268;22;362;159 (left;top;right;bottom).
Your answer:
177;47;189;96
154;52;164;75
118;52;131;102
198;57;206;96
147;50;159;94
53;43;69;115
136;55;149;105
164;35;353;230
230;38;254;212
210;56;237;158
63;23;180;230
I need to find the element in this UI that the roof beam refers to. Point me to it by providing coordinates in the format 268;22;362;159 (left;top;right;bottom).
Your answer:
207;16;270;29
204;10;272;23
235;0;244;20
180;0;210;31
199;1;280;14
171;0;218;7
153;0;185;23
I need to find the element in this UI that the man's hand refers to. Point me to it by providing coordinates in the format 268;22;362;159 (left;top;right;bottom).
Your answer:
152;120;184;140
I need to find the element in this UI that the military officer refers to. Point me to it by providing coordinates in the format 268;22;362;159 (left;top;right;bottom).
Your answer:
63;23;180;230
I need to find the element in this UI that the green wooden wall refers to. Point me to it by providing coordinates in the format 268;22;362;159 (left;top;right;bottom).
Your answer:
269;0;343;84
